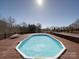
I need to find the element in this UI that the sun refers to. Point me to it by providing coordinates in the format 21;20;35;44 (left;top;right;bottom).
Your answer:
36;0;43;6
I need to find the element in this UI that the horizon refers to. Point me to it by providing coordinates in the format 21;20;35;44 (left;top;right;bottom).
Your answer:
0;0;79;28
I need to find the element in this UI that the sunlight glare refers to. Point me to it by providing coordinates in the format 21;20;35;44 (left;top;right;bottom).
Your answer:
36;0;43;6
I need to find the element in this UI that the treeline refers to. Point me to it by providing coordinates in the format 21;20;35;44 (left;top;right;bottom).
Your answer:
43;26;79;34
0;16;79;39
43;19;79;33
52;20;79;33
0;16;15;34
51;26;79;33
19;23;41;34
0;16;41;34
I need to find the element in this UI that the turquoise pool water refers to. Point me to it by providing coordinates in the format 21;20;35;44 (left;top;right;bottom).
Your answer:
18;34;63;57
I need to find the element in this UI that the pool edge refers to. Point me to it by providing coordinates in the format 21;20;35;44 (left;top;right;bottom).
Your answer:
16;33;66;59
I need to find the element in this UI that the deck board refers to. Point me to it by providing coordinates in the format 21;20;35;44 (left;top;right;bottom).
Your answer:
0;34;79;59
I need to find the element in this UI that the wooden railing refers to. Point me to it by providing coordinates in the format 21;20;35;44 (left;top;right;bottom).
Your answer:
53;32;79;43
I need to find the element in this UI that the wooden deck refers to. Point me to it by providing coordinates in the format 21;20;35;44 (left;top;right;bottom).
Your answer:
53;32;79;43
0;34;79;59
53;32;79;38
52;35;79;59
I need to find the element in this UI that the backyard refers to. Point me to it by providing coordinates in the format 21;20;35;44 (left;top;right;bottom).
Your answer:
0;0;79;59
0;33;79;59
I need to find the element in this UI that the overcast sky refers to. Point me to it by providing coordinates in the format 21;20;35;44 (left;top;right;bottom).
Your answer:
0;0;79;28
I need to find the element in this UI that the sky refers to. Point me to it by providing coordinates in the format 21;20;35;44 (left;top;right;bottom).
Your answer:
0;0;79;28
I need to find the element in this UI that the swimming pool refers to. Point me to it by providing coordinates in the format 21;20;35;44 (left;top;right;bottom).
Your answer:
16;33;66;59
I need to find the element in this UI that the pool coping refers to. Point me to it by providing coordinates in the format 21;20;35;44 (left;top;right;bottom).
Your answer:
16;33;66;59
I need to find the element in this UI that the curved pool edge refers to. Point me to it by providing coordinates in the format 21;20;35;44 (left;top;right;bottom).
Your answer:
16;33;66;59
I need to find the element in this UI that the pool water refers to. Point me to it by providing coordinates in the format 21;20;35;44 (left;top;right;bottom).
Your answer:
18;35;63;57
